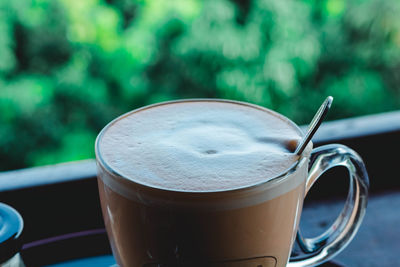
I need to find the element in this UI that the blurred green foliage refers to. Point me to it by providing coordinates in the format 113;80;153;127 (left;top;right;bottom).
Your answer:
0;0;400;171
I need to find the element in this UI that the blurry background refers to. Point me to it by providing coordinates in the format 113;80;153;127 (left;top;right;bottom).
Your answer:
0;0;399;171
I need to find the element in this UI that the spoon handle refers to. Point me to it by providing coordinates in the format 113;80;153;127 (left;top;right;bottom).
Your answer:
294;96;333;155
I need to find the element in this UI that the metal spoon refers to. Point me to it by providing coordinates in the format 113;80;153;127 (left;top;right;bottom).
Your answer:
294;96;333;155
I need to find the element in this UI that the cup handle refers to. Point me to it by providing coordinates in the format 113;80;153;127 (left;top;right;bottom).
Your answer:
288;144;369;267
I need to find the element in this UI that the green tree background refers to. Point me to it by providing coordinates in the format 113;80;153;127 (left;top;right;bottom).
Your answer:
0;0;399;171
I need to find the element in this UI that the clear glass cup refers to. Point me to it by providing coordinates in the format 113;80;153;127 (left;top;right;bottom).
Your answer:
0;203;25;267
95;99;369;267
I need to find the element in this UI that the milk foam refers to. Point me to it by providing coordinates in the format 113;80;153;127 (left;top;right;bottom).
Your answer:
98;100;302;192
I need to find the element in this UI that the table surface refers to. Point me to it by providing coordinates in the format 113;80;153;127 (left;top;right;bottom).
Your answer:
300;190;400;267
17;190;398;267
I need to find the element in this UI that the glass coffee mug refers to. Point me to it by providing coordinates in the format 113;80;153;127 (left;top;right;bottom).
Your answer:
95;99;369;267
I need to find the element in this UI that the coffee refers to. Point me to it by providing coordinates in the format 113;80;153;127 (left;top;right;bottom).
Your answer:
96;100;310;266
98;100;302;192
97;176;307;266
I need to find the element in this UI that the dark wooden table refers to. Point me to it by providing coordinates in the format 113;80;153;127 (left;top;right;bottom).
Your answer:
301;191;400;266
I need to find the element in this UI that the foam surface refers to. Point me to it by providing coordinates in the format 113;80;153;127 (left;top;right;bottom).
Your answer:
98;101;302;192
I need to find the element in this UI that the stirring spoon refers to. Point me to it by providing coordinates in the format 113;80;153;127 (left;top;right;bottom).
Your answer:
294;96;333;155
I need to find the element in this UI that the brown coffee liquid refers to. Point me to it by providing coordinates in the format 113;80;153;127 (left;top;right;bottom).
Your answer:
98;100;302;192
97;175;307;267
